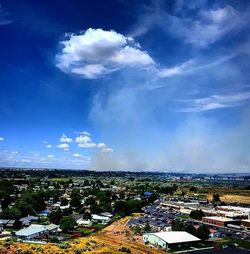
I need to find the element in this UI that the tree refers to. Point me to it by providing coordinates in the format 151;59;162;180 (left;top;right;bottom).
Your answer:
133;225;142;235
196;225;210;241
144;223;151;233
172;220;185;231
190;209;205;220
185;224;196;236
49;209;63;224
59;216;76;232
212;194;220;203
114;200;129;216
1;207;21;220
61;198;68;206
82;211;91;220
189;186;197;192
70;189;82;209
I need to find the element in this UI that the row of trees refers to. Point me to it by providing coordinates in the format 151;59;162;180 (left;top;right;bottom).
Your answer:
172;220;210;241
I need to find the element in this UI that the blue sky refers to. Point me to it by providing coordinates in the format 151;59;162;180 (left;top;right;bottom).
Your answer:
0;0;250;172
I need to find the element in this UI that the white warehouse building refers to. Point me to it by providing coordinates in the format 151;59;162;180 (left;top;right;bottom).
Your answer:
143;231;200;250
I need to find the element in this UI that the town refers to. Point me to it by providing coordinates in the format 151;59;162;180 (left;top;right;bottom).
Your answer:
0;169;249;253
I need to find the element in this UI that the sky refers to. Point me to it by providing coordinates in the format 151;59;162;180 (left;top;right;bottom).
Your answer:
0;0;250;173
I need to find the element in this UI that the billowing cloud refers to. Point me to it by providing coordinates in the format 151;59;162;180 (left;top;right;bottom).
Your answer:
60;133;73;143
97;143;107;148
75;134;96;148
0;136;4;141
46;144;52;148
56;28;154;78
57;143;69;150
47;154;55;158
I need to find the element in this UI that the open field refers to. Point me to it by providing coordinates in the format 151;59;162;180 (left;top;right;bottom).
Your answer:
207;194;250;204
0;215;164;254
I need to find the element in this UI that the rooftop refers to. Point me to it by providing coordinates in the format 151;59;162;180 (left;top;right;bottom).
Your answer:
203;216;234;222
16;225;45;237
144;231;200;244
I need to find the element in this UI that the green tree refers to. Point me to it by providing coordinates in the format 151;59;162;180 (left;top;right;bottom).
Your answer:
70;189;82;209
59;216;76;232
144;223;151;233
172;220;185;231
196;225;210;241
49;209;63;224
185;224;196;236
190;209;205;220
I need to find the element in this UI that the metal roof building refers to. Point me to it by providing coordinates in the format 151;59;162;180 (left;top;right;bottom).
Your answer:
143;231;200;250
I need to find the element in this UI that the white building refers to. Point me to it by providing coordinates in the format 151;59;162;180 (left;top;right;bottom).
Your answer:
76;218;92;227
92;214;110;224
143;231;200;250
15;224;59;240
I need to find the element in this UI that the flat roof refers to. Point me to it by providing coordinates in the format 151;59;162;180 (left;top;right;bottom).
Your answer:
145;231;200;244
203;216;233;222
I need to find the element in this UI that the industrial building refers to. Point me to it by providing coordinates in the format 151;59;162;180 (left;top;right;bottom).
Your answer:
143;231;200;250
202;216;235;227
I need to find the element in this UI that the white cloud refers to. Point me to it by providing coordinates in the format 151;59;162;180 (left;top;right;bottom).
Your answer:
0;137;4;141
97;143;107;148
179;92;250;112
101;147;114;153
47;155;55;158
157;52;238;79
43;140;48;144
158;60;195;77
78;142;96;148
73;153;81;157
21;159;31;163
57;143;69;150
130;2;248;48
75;134;96;148
11;151;19;154
60;133;73;143
172;5;246;48
56;28;154;78
46;144;52;148
75;130;91;136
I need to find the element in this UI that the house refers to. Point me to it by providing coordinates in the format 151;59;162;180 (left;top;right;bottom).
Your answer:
92;214;110;224
143;231;200;250
76;218;92;227
20;216;38;226
15;224;59;240
100;212;113;218
15;225;46;239
0;219;15;229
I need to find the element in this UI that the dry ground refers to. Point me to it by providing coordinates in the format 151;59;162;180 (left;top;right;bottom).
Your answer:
207;194;250;204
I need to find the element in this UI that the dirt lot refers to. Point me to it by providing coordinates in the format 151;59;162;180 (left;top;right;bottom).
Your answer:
207;194;250;204
93;215;165;254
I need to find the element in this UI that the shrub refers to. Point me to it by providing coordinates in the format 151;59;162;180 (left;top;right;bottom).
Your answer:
118;247;131;253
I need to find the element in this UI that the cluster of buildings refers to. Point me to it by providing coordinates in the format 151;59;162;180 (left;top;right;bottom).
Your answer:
127;196;250;251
